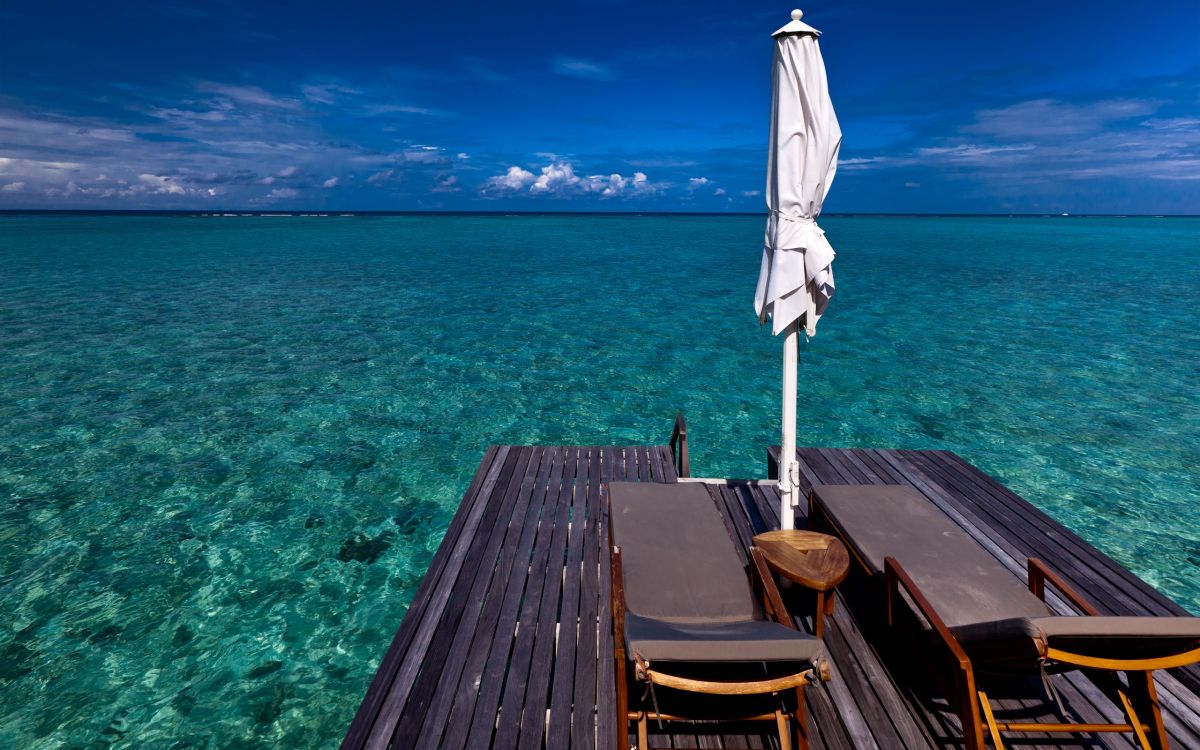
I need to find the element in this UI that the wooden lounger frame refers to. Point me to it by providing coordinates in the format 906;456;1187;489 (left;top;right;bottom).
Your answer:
610;544;829;750
811;490;1200;750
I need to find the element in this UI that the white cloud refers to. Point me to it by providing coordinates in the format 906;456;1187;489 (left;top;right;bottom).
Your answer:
266;187;298;200
0;156;84;178
482;161;662;199
917;144;1035;159
399;147;446;164
277;165;298;177
138;173;187;195
456;152;470;160
301;82;360;105
146;107;227;123
367;169;395;184
322;177;340;188
585;173;627;197
195;81;303;110
713;187;726;196
361;103;439;117
552;57;615;81
742;189;761;197
688;177;710;189
838;157;880;169
431;175;459;193
967;98;1158;139
2;181;26;192
905;181;921;189
530;161;580;193
484;165;536;192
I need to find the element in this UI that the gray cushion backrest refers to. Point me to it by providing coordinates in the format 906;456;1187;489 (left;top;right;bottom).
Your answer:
812;484;1050;630
609;482;758;623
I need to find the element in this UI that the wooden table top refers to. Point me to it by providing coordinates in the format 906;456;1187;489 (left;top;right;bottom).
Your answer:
752;530;850;592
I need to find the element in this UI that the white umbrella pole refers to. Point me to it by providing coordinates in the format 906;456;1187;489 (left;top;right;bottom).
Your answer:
780;320;799;530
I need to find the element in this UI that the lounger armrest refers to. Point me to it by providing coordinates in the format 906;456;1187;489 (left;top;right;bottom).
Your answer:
749;546;795;629
1028;557;1101;616
611;546;627;659
884;556;972;670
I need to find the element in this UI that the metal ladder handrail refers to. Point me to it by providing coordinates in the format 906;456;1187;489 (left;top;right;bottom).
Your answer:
668;412;690;478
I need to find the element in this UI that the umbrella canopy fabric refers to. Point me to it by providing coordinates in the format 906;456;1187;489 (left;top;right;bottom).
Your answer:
754;11;842;337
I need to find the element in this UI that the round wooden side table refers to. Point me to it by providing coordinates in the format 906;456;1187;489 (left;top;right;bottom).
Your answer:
752;529;850;638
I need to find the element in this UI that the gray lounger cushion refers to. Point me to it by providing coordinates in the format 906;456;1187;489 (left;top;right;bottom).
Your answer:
625;614;828;663
611;482;758;623
811;484;1051;634
811;484;1200;661
955;616;1200;660
610;482;825;665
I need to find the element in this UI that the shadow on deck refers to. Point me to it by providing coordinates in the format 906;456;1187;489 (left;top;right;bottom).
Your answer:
340;445;1200;749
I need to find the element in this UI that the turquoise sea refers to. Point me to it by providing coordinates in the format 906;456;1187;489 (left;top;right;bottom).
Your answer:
1;213;1197;747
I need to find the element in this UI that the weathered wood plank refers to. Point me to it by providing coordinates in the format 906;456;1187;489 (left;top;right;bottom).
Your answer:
396;446;539;746
340;445;509;750
515;447;582;749
570;448;605;750
546;448;589;749
365;446;528;750
465;446;564;744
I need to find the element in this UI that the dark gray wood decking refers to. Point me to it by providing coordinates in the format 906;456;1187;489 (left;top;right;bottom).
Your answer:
341;446;1200;749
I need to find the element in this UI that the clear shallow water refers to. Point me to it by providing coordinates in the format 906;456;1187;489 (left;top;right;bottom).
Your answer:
0;214;1197;747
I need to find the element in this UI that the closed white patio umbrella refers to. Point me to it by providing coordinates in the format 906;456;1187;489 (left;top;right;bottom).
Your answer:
754;9;842;529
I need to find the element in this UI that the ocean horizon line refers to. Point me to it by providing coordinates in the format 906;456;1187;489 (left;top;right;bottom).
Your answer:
2;209;1198;218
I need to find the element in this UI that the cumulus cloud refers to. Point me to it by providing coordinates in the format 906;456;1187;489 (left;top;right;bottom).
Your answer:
277;165;298;177
266;187;298;200
688;177;710;189
713;187;726;196
484;166;535;192
482;161;663;199
322;177;340;188
2;181;26;192
530;161;579;193
742;189;761;197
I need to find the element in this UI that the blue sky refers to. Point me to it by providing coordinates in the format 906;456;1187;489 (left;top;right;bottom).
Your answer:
1;0;1198;212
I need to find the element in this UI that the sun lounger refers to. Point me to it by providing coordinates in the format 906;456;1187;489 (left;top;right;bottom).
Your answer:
608;481;829;750
809;483;1200;750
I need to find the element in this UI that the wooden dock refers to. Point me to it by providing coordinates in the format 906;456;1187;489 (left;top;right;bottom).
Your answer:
341;444;1200;749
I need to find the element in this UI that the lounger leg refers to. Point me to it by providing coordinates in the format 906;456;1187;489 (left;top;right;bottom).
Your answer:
794;687;809;750
615;663;628;748
1117;687;1153;750
958;667;986;750
1128;671;1168;750
977;690;1005;749
815;591;826;639
636;712;648;750
776;709;792;750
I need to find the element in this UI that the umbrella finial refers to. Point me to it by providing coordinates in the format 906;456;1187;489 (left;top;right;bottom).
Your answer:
773;6;820;36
